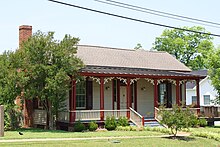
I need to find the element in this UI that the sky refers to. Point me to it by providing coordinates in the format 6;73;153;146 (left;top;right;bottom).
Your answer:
1;0;220;53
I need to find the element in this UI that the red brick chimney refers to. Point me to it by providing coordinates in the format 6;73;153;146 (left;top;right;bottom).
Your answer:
19;25;33;127
19;25;32;48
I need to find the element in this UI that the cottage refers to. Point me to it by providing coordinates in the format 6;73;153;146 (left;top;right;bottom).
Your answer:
19;25;205;129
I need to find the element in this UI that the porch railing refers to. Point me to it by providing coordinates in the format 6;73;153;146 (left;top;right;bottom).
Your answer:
129;107;144;127
104;109;128;119
154;107;161;122
58;111;69;122
66;109;129;121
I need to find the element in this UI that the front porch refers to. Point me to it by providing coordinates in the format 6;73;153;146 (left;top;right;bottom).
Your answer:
57;67;204;128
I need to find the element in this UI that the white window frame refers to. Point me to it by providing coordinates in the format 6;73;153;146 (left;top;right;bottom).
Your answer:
76;81;86;109
191;96;197;105
204;95;210;105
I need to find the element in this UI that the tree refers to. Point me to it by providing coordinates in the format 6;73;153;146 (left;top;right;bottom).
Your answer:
153;26;214;70
134;43;143;50
207;47;220;104
159;105;198;137
0;51;27;129
18;31;84;129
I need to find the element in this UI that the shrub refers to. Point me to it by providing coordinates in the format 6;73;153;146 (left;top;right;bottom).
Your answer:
159;105;199;137
105;116;117;131
88;121;98;131
74;120;86;132
117;116;129;127
199;118;207;127
190;115;200;127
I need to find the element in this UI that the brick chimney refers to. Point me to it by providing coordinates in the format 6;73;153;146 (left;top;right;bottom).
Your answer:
19;25;32;48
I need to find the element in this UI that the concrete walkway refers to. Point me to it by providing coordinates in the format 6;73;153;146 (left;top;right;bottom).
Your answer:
0;133;190;143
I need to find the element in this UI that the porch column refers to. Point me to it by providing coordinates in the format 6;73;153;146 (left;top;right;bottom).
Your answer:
100;77;104;121
126;78;131;119
176;80;180;106
134;82;137;111
196;79;200;114
154;79;158;108
69;79;76;123
117;79;120;110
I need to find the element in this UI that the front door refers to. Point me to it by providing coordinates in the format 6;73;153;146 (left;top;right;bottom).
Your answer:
120;86;127;109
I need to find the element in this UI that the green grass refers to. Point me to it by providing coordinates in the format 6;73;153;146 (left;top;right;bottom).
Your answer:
1;127;220;146
190;126;220;141
0;137;219;147
0;128;163;139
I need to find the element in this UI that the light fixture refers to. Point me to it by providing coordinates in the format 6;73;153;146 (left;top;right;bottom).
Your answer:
105;86;110;90
141;87;146;91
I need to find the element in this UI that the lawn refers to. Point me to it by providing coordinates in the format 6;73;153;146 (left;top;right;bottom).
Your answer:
0;136;219;147
0;127;220;146
190;126;220;141
1;128;164;139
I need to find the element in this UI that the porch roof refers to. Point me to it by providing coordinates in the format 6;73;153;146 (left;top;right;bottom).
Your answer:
80;66;205;79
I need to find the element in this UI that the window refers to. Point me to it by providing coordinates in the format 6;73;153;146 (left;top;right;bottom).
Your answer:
159;83;166;105
131;83;135;103
113;79;117;102
192;96;197;105
204;95;210;105
76;80;86;109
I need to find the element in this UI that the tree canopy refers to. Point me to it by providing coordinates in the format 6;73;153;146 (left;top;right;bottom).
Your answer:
153;26;214;70
207;47;220;104
0;30;84;129
0;51;27;129
17;30;84;128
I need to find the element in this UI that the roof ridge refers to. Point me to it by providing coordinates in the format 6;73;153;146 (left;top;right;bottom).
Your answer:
77;44;167;53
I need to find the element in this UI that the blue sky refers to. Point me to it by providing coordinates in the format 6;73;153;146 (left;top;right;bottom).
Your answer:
1;0;220;53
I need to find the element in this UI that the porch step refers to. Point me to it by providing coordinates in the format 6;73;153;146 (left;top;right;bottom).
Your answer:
144;117;155;122
129;120;163;127
144;121;162;127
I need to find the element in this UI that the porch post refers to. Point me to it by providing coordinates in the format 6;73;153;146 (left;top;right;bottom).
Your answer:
126;78;131;119
154;79;158;108
176;80;180;106
117;79;120;110
134;82;137;111
69;79;76;123
196;79;200;114
100;77;104;121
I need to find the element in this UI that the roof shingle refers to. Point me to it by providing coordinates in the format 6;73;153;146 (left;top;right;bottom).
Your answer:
76;45;191;72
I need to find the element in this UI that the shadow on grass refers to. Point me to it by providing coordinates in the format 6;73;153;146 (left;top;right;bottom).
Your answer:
162;136;196;142
15;128;69;133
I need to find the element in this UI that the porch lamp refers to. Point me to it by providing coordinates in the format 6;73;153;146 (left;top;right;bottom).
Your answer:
141;87;146;91
105;86;110;90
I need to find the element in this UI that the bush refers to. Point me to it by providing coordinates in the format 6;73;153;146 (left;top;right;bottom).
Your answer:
4;108;22;130
199;118;207;127
88;121;98;131
105;116;117;131
117;116;129;127
159;105;199;137
190;115;200;127
73;120;86;132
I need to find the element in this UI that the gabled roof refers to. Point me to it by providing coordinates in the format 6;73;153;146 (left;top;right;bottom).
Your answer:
76;45;191;72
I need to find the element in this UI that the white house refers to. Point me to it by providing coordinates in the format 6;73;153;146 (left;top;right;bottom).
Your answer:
186;70;218;106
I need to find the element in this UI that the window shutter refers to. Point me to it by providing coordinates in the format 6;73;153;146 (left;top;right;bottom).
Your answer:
86;80;93;109
167;83;172;108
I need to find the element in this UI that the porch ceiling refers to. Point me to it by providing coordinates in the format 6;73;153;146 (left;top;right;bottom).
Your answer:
80;66;206;79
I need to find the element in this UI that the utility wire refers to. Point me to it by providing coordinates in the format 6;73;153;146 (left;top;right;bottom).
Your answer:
95;0;220;29
104;0;220;27
48;0;220;37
